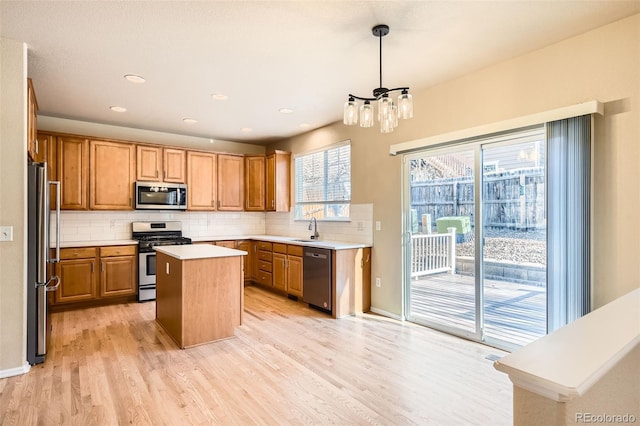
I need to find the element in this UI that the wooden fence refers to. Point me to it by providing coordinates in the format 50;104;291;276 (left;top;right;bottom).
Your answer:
410;167;545;231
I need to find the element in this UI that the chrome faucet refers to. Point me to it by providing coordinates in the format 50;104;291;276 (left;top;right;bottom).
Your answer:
308;217;320;240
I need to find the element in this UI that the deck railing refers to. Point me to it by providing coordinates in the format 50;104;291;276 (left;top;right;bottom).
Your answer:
411;228;456;278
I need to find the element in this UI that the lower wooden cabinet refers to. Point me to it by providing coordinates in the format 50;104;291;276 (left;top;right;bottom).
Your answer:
54;248;99;304
254;241;273;286
272;243;303;297
237;240;253;283
99;246;137;298
52;245;137;307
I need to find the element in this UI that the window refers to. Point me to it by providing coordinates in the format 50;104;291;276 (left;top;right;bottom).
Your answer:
294;141;351;221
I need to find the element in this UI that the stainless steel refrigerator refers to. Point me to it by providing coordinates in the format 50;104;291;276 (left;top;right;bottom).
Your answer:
27;162;61;365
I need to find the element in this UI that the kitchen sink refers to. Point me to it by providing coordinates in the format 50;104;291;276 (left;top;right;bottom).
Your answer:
291;239;315;242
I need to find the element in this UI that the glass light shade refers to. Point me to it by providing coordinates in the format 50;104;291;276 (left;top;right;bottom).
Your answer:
398;91;413;119
391;103;398;128
380;110;395;133
343;99;358;125
378;95;393;121
359;102;374;128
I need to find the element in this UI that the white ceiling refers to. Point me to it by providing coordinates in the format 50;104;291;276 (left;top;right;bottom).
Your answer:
2;1;639;145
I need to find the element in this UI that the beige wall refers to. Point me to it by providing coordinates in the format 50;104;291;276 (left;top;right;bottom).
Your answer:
0;38;28;374
269;14;640;316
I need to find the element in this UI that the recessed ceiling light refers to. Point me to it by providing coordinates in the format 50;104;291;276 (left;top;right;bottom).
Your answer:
109;106;127;113
279;108;294;114
124;74;146;84
182;118;198;124
211;93;228;101
241;127;253;133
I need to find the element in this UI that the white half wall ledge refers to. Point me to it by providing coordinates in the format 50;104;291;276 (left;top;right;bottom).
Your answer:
389;100;604;155
493;288;639;403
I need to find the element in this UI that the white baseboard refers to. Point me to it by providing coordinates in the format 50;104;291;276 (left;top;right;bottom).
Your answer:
0;362;30;379
369;307;404;321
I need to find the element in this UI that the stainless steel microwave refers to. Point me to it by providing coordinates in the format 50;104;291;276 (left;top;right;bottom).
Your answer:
135;182;187;210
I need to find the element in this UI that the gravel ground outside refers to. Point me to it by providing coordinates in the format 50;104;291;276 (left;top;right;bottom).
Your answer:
456;228;546;265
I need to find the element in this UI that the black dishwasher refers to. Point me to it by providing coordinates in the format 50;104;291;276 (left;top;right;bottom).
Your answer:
303;247;332;312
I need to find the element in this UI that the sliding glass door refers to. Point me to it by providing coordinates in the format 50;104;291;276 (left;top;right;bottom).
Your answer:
405;147;480;340
480;139;547;348
404;127;548;349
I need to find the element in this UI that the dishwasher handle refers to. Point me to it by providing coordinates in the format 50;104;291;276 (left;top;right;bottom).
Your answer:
305;252;328;260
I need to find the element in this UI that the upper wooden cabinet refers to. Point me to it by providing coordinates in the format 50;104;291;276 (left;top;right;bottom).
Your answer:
187;151;217;210
90;140;136;210
27;79;39;161
217;154;244;211
57;136;89;210
266;150;291;212
136;145;186;183
244;155;266;211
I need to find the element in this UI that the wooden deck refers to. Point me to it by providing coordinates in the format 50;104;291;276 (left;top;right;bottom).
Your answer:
409;273;546;347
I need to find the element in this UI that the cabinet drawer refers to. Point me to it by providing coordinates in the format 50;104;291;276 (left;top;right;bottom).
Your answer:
257;260;272;272
59;247;97;260
287;245;303;256
100;245;137;257
257;251;272;262
257;241;272;251
215;240;236;249
256;271;272;286
272;243;287;254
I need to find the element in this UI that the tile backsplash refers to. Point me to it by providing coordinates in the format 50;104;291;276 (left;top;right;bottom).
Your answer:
55;203;373;244
265;203;373;244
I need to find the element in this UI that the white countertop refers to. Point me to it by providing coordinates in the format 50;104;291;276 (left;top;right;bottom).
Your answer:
154;244;247;260
57;239;138;248
191;235;370;250
57;235;371;250
493;288;640;402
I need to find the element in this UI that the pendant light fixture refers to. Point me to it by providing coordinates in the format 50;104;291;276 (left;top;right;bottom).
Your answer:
343;24;413;133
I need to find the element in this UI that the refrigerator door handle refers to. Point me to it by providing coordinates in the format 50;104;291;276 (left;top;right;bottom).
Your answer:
45;275;61;292
49;181;61;264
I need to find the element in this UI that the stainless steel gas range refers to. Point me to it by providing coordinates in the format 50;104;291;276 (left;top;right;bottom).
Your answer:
132;221;192;302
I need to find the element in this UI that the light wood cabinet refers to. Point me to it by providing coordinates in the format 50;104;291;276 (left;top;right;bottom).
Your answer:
99;245;137;298
287;246;303;297
244;155;266;211
237;240;253;283
333;247;372;318
136;145;162;181
57;136;89;210
52;245;137;308
136;145;186;183
187;151;217;210
272;251;287;292
27;79;39;161
217;154;244;211
54;248;99;304
35;132;58;208
272;244;303;296
90;140;136;210
266;150;291;212
164;148;186;183
255;241;273;286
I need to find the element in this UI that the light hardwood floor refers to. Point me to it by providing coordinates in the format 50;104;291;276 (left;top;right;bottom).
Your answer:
1;285;512;425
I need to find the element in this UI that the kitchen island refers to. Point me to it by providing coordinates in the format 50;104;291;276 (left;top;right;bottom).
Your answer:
154;244;247;348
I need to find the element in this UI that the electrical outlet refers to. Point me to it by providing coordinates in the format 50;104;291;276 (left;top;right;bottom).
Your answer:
0;226;13;242
110;220;116;228
375;221;381;231
357;221;364;231
375;277;381;287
